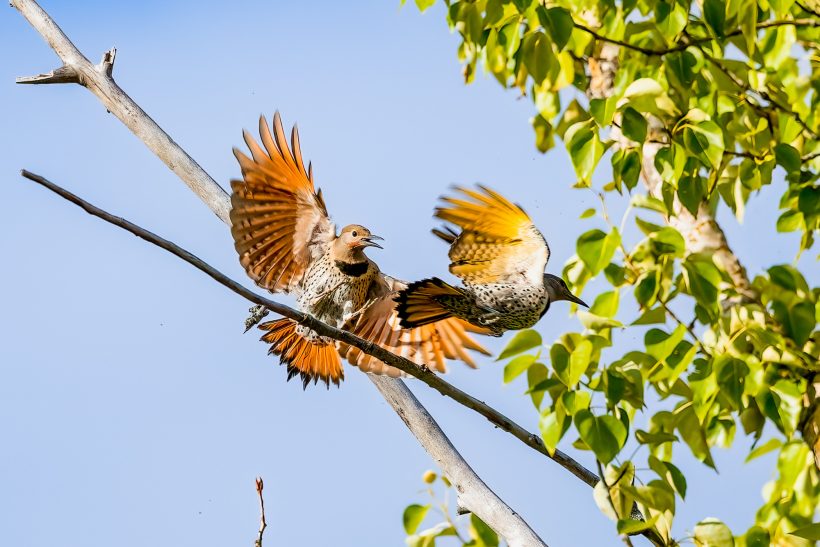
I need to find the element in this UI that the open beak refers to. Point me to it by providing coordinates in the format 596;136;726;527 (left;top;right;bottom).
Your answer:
361;235;384;249
566;293;588;308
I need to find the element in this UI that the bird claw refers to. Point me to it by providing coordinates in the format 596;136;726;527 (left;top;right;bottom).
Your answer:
244;305;269;332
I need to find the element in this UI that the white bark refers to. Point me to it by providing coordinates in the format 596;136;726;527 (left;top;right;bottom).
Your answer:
10;1;548;543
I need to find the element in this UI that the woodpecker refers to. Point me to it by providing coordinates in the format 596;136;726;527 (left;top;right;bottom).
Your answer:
230;114;489;387
395;185;587;336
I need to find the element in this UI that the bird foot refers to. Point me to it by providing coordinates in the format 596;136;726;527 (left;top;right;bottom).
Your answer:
244;305;269;332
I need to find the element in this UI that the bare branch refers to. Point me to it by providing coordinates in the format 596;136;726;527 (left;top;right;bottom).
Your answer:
17;169;551;546
16;64;79;84
10;0;231;223
254;477;267;547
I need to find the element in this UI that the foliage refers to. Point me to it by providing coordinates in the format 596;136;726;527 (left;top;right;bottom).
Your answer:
405;0;820;544
402;471;503;547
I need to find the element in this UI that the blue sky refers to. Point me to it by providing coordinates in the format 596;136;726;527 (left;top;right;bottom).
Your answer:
1;1;812;546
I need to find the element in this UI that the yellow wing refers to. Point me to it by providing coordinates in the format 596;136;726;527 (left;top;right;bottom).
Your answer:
434;185;549;285
337;275;491;376
230;113;335;293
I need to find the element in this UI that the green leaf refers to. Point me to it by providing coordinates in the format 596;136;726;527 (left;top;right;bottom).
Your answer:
504;354;538;383
703;0;725;37
414;0;436;12
565;120;606;185
574;410;627;464
577;228;621;275
621;107;648;143
655;0;687;39
645;325;687;362
522;32;554;85
693;518;734;547
527;363;549;409
789;301;815;346
715;357;749;410
403;504;430;535
745;437;782;463
648;455;687;498
632;307;667;325
744;526;770;547
497;330;542;360
617;515;659;535
789;523;820;541
539;410;568;454
682;120;724;169
532;114;555;153
739;0;758;54
775;210;801;232
774;143;801;173
636;429;678;445
675;404;716;468
612;148;642;192
577;311;623;330
798;187;820;218
540;6;573;51
568;340;592;387
678;174;706;216
469;514;499;547
621;78;677;116
580;207;596;219
591;291;619;318
590;97;618;127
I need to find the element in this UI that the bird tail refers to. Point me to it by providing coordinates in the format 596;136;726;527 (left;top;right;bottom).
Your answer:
259;318;343;388
395;277;463;328
431;226;459;244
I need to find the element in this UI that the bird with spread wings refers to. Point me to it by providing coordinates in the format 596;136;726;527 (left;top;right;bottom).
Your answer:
229;113;489;388
396;185;587;336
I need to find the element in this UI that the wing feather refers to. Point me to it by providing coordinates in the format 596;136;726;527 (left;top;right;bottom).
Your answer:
230;112;335;293
337;275;491;376
434;185;550;285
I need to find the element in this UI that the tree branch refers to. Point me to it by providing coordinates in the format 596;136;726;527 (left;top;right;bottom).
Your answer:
254;477;267;547
573;15;819;57
10;0;231;224
18;169;551;546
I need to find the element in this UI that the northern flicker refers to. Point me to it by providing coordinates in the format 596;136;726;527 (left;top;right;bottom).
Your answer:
395;185;587;336
230;114;489;387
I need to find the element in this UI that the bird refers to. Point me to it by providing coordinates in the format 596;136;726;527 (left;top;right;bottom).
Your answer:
229;113;489;388
395;185;587;336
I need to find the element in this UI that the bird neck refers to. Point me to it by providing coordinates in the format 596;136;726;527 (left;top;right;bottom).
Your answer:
331;238;368;264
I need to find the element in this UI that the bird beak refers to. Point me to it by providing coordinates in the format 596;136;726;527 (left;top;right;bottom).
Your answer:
566;293;588;308
361;235;384;249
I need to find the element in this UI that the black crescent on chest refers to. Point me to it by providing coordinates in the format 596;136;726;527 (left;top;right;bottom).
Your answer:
539;298;551;319
335;260;369;277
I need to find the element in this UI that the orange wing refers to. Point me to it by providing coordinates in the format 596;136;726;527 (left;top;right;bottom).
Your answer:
435;185;550;285
337;275;491;376
230;112;335;293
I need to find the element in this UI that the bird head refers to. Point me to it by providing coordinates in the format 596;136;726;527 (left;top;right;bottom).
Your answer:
334;225;383;262
543;274;588;308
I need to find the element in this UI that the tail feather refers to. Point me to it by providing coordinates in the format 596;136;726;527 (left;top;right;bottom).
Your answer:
260;318;343;388
395;277;463;329
431;226;459;244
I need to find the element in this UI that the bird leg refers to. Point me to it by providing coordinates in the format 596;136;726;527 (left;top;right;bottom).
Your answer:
244;304;270;332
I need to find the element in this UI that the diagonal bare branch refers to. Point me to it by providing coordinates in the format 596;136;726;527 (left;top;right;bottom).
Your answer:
19;168;597;490
18;168;553;546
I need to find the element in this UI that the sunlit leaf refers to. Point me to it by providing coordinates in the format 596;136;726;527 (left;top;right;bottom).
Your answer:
498;330;542;360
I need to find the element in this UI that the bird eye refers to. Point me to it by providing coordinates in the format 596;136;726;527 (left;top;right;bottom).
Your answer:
352;230;358;237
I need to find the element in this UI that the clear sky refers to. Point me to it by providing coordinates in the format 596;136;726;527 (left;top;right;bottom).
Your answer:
1;1;812;546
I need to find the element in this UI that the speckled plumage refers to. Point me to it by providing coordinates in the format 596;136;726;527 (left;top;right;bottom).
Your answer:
396;186;586;335
229;113;491;387
295;252;378;344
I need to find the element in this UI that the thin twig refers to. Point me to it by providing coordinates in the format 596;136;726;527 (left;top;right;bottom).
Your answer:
18;169;598;487
254;477;267;547
572;17;819;57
